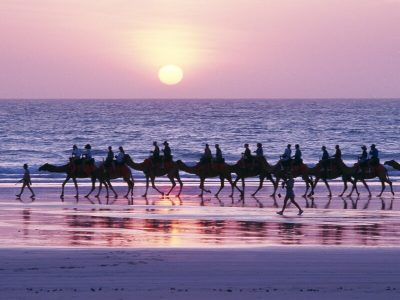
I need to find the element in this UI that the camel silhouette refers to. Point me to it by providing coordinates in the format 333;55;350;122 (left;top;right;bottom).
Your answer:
176;160;240;197
39;161;96;199
124;154;182;197
229;157;276;197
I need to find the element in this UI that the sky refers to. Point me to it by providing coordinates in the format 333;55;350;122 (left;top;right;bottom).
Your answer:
0;0;399;99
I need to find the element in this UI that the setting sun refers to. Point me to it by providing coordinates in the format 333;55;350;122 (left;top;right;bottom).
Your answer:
158;65;183;85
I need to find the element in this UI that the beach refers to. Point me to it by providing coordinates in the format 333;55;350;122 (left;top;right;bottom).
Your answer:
0;181;399;299
1;247;399;300
0;99;399;299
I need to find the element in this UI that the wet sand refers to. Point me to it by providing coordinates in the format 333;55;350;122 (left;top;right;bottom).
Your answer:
1;182;399;299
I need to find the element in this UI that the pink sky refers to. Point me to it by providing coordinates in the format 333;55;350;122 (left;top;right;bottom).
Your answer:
0;0;399;99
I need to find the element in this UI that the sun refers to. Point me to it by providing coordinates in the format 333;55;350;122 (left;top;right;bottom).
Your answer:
158;65;183;85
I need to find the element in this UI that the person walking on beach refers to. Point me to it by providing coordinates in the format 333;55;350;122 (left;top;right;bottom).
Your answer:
16;164;35;199
277;172;303;216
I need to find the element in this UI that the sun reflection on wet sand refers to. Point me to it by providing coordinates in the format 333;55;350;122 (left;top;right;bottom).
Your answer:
0;185;399;248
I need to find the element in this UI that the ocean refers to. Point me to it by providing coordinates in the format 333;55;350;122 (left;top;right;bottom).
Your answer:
0;99;399;184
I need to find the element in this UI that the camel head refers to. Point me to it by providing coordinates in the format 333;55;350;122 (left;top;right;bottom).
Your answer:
384;160;395;166
38;163;50;171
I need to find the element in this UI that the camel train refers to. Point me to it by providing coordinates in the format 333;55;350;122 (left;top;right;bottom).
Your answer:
38;151;397;201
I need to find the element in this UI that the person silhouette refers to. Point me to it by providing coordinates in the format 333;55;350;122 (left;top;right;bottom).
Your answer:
277;172;303;215
16;164;35;199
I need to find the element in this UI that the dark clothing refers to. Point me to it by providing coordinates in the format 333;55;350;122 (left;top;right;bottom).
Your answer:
255;147;263;157
334;149;342;160
293;149;302;165
201;147;212;164
369;148;379;166
152;146;160;161
244;148;252;162
215;148;223;163
105;150;114;167
163;145;172;162
359;149;368;168
321;150;330;161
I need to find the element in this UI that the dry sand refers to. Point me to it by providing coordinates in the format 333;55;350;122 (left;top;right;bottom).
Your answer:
0;247;399;300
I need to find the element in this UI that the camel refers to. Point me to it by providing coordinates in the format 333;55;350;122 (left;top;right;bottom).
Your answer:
310;160;362;197
39;161;96;199
265;161;314;197
348;163;394;197
89;163;134;199
229;157;276;197
384;160;400;170
176;160;241;197
124;154;182;197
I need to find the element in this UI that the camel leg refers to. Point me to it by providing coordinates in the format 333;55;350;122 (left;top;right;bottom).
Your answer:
241;178;245;196
142;176;150;197
61;176;71;199
378;180;386;197
176;174;183;197
360;179;370;197
252;176;265;196
72;178;79;199
85;177;96;198
108;180;118;198
309;177;318;197
322;178;332;197
226;175;235;197
271;176;280;197
122;179;130;198
230;175;243;196
199;178;205;197
348;179;358;197
151;177;164;196
387;177;394;195
339;180;348;197
166;176;176;196
215;176;225;197
96;180;103;198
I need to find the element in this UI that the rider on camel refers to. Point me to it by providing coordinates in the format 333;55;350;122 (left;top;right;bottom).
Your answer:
151;141;160;166
320;146;330;177
369;144;379;166
281;144;292;170
214;144;224;163
105;146;115;171
243;143;252;164
115;146;125;166
293;144;302;166
200;144;212;164
332;145;342;161
254;143;264;158
82;144;94;165
162;141;172;168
